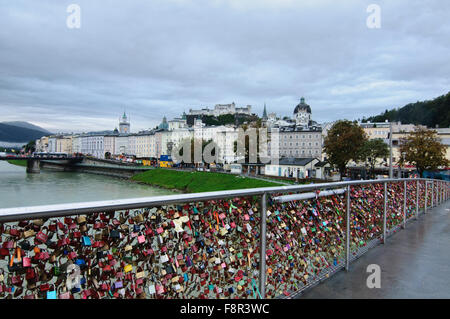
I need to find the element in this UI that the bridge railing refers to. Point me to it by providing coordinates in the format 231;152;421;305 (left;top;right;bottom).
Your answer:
0;178;448;299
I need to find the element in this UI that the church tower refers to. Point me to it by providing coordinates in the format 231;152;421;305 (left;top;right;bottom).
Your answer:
119;111;130;134
262;103;268;120
293;97;311;127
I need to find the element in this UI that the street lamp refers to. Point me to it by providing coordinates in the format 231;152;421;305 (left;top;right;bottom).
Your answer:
399;151;406;178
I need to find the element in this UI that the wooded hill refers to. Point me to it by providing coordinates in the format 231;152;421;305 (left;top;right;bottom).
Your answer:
363;91;450;128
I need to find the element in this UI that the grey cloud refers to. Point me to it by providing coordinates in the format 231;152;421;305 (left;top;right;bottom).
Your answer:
0;0;449;132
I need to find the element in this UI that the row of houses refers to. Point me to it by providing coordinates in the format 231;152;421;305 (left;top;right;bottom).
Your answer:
34;101;450;180
35;100;326;163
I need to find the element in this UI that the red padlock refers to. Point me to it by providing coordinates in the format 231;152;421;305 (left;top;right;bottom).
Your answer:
40;283;50;292
35;227;48;243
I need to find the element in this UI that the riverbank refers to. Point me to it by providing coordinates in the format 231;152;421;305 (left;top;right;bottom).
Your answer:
7;159;27;167
0;161;173;209
131;168;283;193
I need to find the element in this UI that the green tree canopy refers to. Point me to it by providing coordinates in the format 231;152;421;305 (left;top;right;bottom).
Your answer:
399;127;448;176
357;138;389;178
362;91;450;128
323;120;367;179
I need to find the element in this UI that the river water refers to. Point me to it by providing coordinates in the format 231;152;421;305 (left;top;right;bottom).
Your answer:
0;161;173;209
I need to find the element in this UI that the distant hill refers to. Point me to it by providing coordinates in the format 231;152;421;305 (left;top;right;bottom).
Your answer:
363;91;450;128
0;122;49;143
1;121;51;133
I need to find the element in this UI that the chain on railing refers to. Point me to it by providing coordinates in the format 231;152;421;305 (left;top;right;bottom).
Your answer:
0;179;448;299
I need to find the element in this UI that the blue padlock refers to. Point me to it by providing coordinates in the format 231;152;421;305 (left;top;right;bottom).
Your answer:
82;236;91;246
75;259;86;266
47;290;57;299
71;286;81;293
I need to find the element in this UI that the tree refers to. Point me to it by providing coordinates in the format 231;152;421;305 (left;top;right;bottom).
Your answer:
23;140;36;154
357;138;389;179
399;127;448;177
323;120;367;180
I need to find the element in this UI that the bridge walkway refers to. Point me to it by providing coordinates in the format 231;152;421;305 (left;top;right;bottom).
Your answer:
300;202;450;299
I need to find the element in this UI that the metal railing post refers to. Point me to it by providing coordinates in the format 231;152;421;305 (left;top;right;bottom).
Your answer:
439;181;442;205
415;180;419;220
383;182;387;244
425;181;428;214
345;184;351;271
431;181;434;208
403;180;407;229
439;182;441;205
436;182;442;205
259;192;267;299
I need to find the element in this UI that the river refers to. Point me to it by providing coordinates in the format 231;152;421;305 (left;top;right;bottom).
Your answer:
0;161;173;209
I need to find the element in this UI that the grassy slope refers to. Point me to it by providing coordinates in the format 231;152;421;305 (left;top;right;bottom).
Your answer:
7;159;27;167
131;169;283;193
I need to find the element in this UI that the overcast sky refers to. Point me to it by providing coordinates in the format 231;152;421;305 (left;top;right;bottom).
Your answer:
1;0;449;133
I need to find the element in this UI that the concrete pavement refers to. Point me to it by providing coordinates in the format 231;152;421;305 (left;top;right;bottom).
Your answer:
300;202;450;298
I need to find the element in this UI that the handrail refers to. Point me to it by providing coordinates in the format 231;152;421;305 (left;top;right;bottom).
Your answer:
0;177;447;300
0;177;440;222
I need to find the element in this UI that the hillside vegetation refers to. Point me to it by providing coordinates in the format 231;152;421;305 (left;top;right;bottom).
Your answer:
0;123;48;143
363;91;450;128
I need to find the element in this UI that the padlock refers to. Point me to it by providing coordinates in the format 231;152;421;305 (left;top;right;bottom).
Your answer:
9;226;21;237
82;236;92;246
47;284;57;299
77;215;87;224
23;228;35;239
35;226;49;243
58;286;71;299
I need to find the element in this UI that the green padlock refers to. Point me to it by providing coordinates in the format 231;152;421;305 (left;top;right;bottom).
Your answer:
54;266;61;276
124;255;133;263
237;252;243;258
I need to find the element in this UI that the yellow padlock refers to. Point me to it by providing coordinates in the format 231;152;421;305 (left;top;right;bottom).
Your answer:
124;264;132;273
